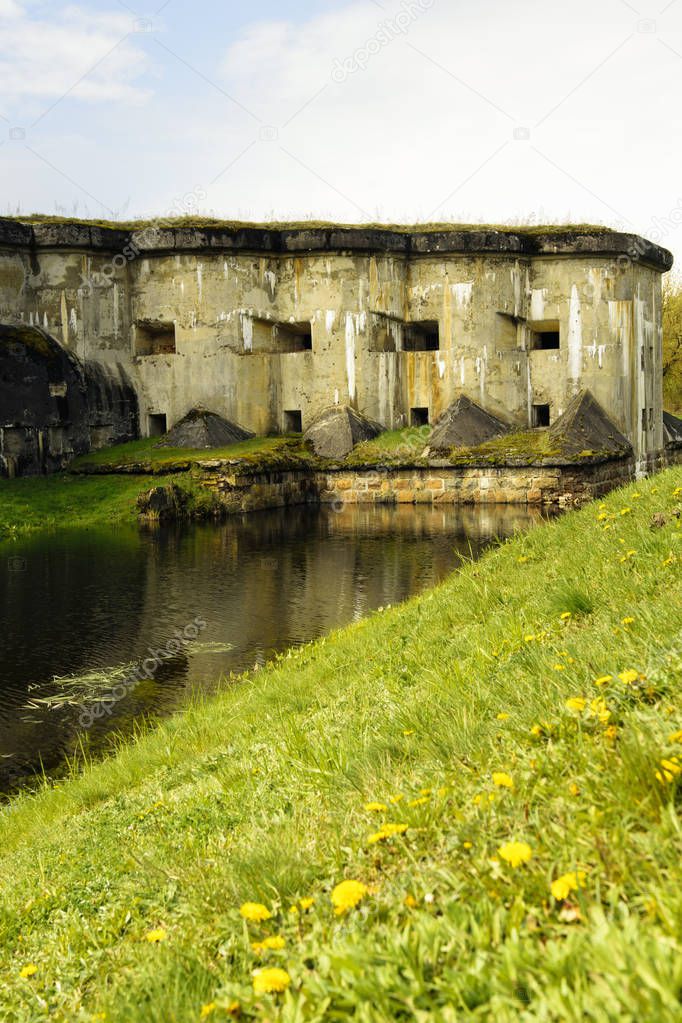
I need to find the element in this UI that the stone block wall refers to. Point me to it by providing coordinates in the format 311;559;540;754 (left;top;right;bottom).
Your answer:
192;452;682;517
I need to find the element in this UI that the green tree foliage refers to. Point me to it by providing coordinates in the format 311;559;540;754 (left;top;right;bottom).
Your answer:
663;278;682;413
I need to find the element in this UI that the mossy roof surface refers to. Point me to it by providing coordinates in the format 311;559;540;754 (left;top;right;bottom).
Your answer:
5;215;617;235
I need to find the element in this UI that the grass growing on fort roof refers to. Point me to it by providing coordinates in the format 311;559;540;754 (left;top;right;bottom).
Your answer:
0;468;681;1021
70;435;313;474
4;215;618;236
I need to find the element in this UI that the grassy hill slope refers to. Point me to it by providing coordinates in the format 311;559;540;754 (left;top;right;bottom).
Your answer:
0;468;681;1022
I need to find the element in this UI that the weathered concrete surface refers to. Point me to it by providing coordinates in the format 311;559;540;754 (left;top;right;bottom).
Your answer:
84;360;139;450
0;219;672;466
549;389;632;457
0;325;137;476
303;405;382;459
156;408;253;449
429;394;509;452
0;324;89;476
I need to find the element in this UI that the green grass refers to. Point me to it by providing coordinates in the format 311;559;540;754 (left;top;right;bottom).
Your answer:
5;215;616;236
0;468;681;1021
0;473;230;539
71;436;312;474
345;427;432;466
0;474;164;538
444;429;561;465
347;427;565;467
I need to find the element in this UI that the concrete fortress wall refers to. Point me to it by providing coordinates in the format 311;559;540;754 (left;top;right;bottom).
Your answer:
0;220;673;461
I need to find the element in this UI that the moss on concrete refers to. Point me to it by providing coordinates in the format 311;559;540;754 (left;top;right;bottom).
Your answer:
71;436;317;476
0;324;60;362
7;215;617;235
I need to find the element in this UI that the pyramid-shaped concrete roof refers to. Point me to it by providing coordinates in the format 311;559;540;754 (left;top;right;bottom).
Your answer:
429;395;509;451
663;411;682;448
549;390;631;457
304;405;382;459
156;408;253;449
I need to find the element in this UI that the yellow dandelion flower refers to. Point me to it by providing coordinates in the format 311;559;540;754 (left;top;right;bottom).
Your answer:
620;507;632;516
524;634;537;643
403;730;415;737
595;675;613;687
655;757;682;785
331;879;369;914
553;664;567;672
381;823;409;836
565;697;587;714
604;725;619;741
409;797;429;807
200;1003;217;1018
569;783;581;796
19;963;38;979
368;822;408;845
551;871;587;901
618;669;640;686
518;555;530;564
622;617;635;626
463;841;473;849
497;712;510;721
288;905;299;915
530;724;544;738
299;897;315;911
404;894;418;908
240;903;272;923
668;730;682;744
498;841;533;868
673;487;682;497
364;802;387;813
492;772;514;789
252;967;291;995
560;612;572;621
472;794;483;805
252;936;286;953
144;928;167;943
389;794;404;804
589;697;611;725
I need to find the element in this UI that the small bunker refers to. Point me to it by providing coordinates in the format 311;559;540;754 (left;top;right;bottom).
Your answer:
429;395;510;452
156;408;254;449
549;390;632;457
303;405;383;459
663;411;682;450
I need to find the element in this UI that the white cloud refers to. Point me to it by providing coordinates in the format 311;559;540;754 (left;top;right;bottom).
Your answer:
3;0;682;271
203;0;682;248
0;2;149;115
0;0;22;17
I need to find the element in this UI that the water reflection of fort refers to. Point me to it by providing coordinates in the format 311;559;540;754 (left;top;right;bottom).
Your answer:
0;504;545;789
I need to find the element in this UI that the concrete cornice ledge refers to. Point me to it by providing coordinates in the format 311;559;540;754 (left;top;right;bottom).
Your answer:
0;219;673;272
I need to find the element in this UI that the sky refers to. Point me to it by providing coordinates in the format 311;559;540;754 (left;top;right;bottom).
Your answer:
1;0;682;267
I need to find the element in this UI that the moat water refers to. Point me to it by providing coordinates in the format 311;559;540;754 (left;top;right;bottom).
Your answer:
0;504;547;793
